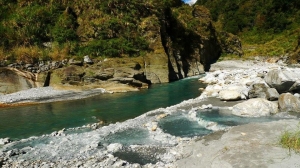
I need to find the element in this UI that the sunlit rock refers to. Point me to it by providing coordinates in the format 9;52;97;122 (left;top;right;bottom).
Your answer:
232;98;278;117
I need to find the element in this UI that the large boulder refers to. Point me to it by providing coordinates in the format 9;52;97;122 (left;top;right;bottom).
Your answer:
278;93;300;112
264;69;300;93
248;83;279;100
0;68;36;94
219;90;241;101
232;98;278;117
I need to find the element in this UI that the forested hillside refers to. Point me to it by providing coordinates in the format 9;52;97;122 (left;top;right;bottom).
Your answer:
196;0;300;34
0;0;183;61
1;0;241;92
196;0;300;60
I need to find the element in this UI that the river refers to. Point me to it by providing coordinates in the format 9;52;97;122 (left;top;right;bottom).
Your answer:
0;76;206;140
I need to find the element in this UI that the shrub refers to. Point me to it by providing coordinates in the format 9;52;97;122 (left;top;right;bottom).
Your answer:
280;125;300;153
51;7;78;44
12;46;41;64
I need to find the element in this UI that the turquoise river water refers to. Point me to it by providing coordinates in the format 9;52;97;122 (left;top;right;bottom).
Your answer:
0;76;206;140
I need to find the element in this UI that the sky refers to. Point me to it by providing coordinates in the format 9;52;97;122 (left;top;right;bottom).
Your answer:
184;0;197;5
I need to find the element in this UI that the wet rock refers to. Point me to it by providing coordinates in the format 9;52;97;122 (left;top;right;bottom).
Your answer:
232;98;278;117
219;90;241;101
278;93;300;112
0;138;11;145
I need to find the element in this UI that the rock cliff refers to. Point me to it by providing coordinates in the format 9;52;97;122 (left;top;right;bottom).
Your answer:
0;68;36;94
0;2;239;94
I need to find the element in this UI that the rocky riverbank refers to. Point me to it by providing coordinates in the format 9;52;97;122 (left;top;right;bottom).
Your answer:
0;59;300;168
0;87;111;106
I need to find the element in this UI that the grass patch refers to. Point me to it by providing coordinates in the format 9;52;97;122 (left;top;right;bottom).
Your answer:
241;28;299;58
280;125;300;153
217;53;243;62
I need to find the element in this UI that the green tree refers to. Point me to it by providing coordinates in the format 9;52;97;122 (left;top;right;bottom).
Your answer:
51;7;78;44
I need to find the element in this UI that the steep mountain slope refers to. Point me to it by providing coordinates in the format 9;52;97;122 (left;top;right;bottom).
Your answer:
0;0;241;93
196;0;300;60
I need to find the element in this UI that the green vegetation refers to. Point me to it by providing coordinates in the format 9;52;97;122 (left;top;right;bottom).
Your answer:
196;0;300;59
1;0;299;64
196;0;300;34
280;126;300;153
0;0;184;63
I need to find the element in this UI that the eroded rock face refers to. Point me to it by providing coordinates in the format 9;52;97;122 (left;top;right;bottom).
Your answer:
232;98;278;117
278;93;300;112
0;68;36;94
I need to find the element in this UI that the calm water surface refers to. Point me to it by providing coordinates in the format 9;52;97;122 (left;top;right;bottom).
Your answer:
0;77;205;139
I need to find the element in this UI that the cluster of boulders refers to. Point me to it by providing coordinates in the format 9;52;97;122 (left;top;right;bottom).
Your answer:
199;63;300;117
6;56;94;74
7;59;66;73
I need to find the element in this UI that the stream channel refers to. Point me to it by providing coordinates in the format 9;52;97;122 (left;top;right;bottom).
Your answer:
0;76;206;140
0;76;296;166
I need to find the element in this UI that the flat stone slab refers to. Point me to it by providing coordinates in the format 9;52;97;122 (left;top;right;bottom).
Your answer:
175;119;300;168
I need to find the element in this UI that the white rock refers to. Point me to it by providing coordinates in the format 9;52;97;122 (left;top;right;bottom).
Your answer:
219;90;241;101
107;143;123;153
232;98;278;117
84;55;93;64
0;138;11;145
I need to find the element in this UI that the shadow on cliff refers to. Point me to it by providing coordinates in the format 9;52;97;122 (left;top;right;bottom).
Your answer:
160;7;221;82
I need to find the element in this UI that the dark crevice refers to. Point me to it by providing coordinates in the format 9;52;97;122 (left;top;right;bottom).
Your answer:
43;72;51;87
159;6;221;81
